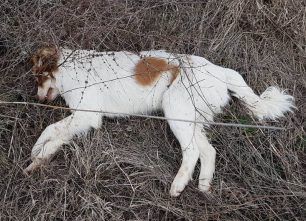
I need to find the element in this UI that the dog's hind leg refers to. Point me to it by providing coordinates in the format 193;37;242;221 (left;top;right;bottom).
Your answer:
162;88;202;197
166;119;200;197
194;130;216;192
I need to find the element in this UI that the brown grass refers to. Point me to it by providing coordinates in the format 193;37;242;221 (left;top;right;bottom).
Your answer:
0;0;305;220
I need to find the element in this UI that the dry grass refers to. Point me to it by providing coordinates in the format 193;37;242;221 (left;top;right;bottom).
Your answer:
0;0;305;220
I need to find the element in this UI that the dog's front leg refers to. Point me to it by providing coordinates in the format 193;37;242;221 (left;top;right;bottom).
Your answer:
24;112;101;174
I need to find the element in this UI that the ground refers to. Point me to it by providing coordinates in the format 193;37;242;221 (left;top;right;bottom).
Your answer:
0;1;305;220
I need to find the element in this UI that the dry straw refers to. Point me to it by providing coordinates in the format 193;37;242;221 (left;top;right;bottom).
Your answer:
0;0;305;220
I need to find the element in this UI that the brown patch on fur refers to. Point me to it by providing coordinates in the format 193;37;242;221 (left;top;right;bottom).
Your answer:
36;75;49;87
31;46;59;75
169;65;180;84
134;57;180;86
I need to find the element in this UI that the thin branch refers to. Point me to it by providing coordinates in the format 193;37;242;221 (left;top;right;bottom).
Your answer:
0;101;286;130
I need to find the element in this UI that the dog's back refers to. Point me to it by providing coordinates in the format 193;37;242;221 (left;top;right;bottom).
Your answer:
56;49;231;120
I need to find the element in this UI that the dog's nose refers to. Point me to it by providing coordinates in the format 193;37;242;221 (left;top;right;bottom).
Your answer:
36;94;45;102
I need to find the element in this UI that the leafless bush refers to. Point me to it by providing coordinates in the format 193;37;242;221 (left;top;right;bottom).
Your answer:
0;0;305;220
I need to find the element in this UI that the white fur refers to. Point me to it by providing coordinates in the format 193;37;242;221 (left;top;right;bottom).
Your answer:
225;69;294;120
25;48;295;197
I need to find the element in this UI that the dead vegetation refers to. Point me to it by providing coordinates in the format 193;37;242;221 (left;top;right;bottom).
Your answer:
0;0;305;220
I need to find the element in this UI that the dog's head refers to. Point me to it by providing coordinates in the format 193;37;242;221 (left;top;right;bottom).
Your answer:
31;46;60;102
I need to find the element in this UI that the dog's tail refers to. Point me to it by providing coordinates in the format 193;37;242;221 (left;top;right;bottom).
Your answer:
225;69;295;120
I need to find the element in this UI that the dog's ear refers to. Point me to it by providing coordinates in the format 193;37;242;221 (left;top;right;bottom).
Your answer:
31;46;59;75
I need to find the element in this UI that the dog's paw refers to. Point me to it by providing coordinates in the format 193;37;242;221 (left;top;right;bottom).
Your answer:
170;182;185;197
170;176;189;197
198;180;212;193
23;158;45;175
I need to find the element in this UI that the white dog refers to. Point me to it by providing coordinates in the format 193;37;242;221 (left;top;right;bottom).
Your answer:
25;46;294;197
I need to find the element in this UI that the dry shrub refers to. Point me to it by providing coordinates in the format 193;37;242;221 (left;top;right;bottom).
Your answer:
0;0;305;220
